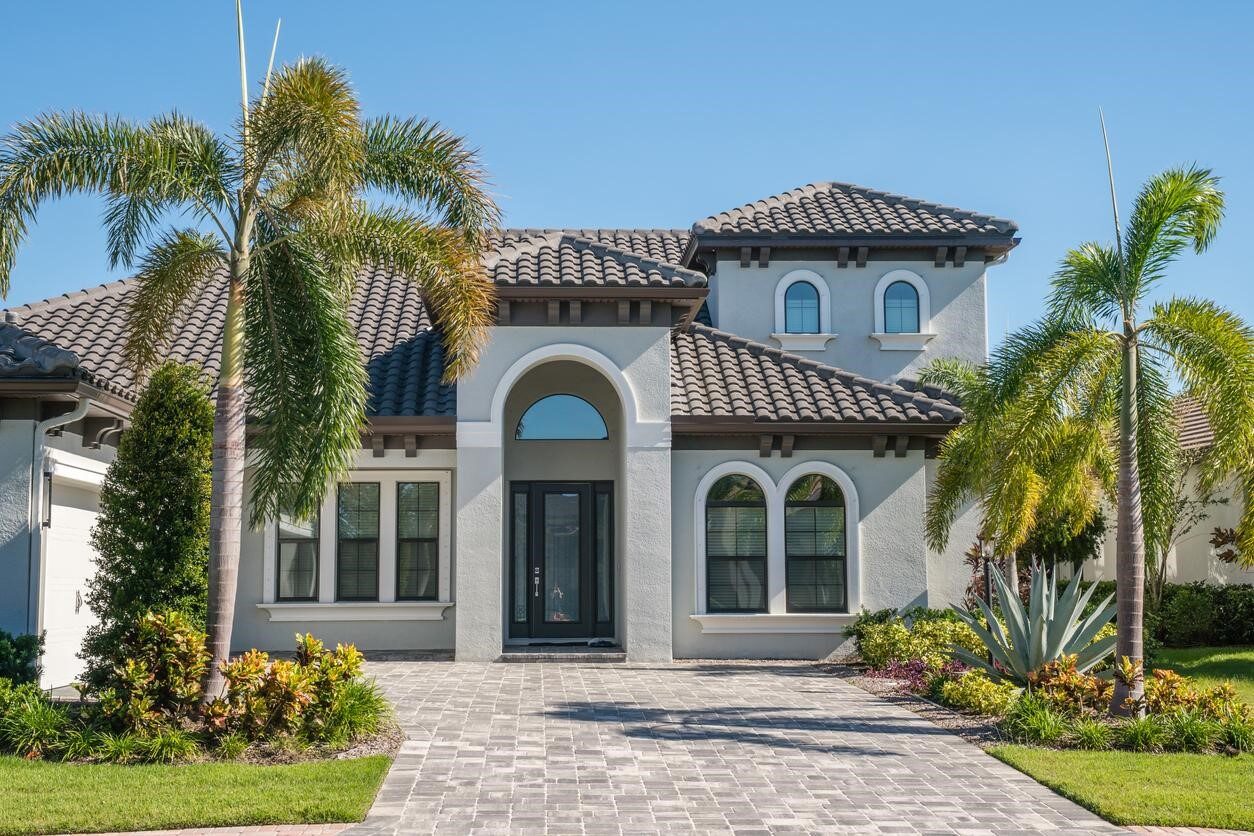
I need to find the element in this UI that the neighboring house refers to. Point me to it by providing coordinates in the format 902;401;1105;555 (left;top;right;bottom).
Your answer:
1084;398;1252;587
0;181;1018;685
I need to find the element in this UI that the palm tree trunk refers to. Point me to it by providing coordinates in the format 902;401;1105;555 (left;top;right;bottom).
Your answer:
1111;329;1146;716
203;271;246;699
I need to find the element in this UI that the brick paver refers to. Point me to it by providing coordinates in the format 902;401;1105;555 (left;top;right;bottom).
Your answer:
346;661;1127;835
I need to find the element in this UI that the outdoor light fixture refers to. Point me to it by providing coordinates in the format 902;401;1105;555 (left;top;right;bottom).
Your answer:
41;471;53;528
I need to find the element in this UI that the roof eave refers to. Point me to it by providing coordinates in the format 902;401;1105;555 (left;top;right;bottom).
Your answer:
690;232;1020;253
670;415;962;437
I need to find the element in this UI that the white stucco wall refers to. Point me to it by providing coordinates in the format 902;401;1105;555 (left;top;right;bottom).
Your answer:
711;257;989;382
454;327;673;662
0;418;36;636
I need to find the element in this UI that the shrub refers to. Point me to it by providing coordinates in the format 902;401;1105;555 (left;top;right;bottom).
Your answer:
214;732;248;760
1157;584;1217;647
1196;683;1248;722
1117;715;1168;752
1147;582;1254;647
95;730;143;764
141;727;202;763
1213;585;1254;645
1219;714;1254;752
1069;717;1114;750
0;688;67;758
1028;656;1113;716
1165;709;1222;753
0;630;43;684
847;608;896;647
858;618;982;671
939;671;1019;716
59;726;104;762
1002;693;1068;745
95;610;209;732
1145;669;1199;714
319;679;389;747
81;362;213;688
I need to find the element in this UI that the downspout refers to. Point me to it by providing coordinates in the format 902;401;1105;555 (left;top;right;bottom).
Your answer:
26;396;92;635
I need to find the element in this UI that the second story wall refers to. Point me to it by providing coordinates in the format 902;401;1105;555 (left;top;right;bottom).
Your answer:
709;254;990;382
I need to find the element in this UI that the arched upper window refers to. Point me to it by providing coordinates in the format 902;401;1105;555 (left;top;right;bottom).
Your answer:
784;474;847;612
705;475;767;613
515;394;608;440
783;281;820;334
883;281;920;333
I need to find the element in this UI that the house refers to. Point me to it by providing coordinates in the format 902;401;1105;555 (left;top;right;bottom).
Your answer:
0;181;1018;686
1084;398;1252;586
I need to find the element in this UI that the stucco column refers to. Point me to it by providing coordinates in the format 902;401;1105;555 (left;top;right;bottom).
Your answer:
621;434;672;662
453;423;504;661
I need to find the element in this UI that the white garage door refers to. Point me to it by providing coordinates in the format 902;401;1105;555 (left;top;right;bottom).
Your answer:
40;479;101;690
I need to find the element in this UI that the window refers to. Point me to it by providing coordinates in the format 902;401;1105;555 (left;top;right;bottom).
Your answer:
337;482;379;601
784;475;846;612
397;482;439;600
883;281;920;333
276;511;319;601
705;475;767;613
516;394;608;440
784;281;820;334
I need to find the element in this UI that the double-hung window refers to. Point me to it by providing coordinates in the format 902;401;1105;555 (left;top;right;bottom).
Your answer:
784;474;847;612
396;482;439;600
705;475;768;613
276;511;319;601
337;482;380;601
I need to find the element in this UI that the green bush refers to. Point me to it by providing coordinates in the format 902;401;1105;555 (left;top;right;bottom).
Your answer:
847;608;896;646
938;671;1019;716
857;617;983;671
1148;582;1254;647
1069;717;1114;750
1158;585;1217;647
1117;715;1168;752
1002;693;1069;745
0;630;43;684
95;730;143;764
1219;713;1254;752
321;679;389;746
95;611;209;733
140;727;202;763
59;726;104;762
81;362;213;688
0;687;67;758
1166;708;1222;753
214;732;248;760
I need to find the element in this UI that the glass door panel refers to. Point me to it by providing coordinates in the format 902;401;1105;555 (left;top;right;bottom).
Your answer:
543;492;581;623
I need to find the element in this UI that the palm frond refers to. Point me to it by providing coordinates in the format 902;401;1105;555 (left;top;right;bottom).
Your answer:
1123;166;1224;302
123;230;227;371
1047;242;1123;324
361;116;500;245
1131;350;1184;565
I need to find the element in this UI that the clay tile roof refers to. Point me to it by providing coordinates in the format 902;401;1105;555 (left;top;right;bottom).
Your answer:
491;229;690;266
693;181;1018;238
1174;397;1214;451
671;324;964;425
486;231;705;288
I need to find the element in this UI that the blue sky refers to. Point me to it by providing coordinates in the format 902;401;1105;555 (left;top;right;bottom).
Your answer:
2;1;1251;347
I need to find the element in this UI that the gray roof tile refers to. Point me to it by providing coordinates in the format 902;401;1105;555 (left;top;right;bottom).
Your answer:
1174;397;1213;451
487;231;705;288
491;229;689;266
694;181;1018;238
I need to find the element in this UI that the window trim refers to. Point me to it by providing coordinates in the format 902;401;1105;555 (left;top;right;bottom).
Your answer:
396;481;440;602
772;270;835;351
783;280;821;335
336;482;381;602
275;511;320;603
872;269;936;351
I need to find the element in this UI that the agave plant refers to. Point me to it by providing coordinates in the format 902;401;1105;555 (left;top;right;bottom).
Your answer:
951;564;1116;685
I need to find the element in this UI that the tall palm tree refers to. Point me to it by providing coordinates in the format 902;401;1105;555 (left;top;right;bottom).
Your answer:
930;166;1254;714
0;22;498;693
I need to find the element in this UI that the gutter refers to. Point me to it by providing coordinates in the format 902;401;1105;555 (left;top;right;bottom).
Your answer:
26;396;92;635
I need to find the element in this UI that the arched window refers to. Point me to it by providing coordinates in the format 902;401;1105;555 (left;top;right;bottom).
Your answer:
705;475;767;613
784;474;847;612
515;394;608;440
883;281;920;333
783;281;820;334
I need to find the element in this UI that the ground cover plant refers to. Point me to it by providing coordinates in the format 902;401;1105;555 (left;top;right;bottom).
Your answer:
0;754;390;836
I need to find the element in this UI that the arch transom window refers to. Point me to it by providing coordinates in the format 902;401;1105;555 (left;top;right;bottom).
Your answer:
515;394;608;440
783;281;820;334
883;281;920;333
784;474;847;612
705;475;767;613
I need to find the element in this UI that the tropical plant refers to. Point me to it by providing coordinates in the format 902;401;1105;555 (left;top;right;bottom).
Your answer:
950;564;1116;686
1116;714;1168;752
0;4;500;692
0;629;42;684
82;361;213;688
94;610;210;733
1068;716;1115;750
1002;692;1069;745
929;162;1254;714
938;670;1020;716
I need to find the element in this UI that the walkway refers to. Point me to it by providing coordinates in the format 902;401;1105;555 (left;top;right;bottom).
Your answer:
345;661;1125;835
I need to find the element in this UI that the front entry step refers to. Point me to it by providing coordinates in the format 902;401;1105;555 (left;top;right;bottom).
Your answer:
498;645;625;663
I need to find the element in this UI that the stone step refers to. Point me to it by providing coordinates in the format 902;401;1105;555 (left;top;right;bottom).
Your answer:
497;646;626;663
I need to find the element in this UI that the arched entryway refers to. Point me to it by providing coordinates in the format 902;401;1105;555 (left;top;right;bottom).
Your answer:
501;360;624;643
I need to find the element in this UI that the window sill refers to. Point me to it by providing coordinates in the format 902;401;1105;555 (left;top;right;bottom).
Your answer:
771;333;837;352
256;601;454;622
690;613;855;634
870;332;936;351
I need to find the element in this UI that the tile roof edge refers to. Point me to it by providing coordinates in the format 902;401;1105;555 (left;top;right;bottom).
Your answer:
5;277;136;316
490;232;707;285
678;323;964;420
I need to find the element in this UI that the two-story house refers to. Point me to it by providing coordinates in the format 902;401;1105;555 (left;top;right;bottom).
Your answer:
0;181;1018;685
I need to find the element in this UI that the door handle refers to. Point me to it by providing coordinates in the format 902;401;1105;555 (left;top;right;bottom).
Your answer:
533;567;540;598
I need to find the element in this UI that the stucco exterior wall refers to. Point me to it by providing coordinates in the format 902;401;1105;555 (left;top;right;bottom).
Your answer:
0;418;35;635
711;257;988;381
454;327;673;661
671;447;934;659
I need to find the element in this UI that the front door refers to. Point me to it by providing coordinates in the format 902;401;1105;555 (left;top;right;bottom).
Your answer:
509;481;613;640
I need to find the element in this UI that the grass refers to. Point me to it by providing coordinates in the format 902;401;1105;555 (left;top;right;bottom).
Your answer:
1154;646;1254;704
991;746;1254;830
0;755;391;836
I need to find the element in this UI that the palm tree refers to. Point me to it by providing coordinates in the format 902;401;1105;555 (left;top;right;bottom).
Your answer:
929;166;1254;714
0;15;499;694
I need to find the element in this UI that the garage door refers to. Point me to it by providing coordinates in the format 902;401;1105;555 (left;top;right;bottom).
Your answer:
40;479;102;690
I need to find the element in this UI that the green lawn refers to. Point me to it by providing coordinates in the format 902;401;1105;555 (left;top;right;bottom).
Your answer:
0;755;390;836
1154;646;1254;704
991;746;1254;830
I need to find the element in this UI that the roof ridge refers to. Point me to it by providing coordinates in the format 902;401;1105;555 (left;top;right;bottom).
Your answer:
683;322;962;416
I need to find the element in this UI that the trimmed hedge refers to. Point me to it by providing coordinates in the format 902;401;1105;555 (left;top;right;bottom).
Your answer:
1070;580;1252;648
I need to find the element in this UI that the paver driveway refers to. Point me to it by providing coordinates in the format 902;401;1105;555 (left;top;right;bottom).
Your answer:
346;661;1124;835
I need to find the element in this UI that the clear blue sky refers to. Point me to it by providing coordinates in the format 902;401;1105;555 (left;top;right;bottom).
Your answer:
3;1;1251;348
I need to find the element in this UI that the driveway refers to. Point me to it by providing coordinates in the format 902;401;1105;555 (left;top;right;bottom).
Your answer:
346;661;1124;835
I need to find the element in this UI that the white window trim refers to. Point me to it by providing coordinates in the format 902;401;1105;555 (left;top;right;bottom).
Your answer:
691;460;860;634
871;269;936;351
772;269;836;352
260;469;453;620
